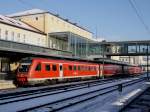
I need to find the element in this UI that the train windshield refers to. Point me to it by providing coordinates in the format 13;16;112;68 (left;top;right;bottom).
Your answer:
18;63;30;72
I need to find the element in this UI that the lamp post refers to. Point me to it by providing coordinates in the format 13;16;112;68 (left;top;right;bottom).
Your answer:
146;46;149;79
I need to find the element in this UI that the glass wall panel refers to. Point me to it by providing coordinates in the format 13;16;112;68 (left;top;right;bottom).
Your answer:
128;45;136;53
139;45;147;53
49;32;103;58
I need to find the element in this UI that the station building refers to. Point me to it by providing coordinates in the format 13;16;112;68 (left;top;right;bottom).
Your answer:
0;14;47;81
0;9;104;83
0;14;46;46
8;9;97;57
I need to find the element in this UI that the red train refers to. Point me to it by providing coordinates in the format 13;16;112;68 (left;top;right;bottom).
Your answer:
15;58;142;86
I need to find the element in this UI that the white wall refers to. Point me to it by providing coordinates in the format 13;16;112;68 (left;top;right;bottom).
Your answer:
0;23;46;47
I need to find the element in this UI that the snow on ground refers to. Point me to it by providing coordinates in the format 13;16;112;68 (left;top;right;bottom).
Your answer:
0;77;143;112
0;74;148;112
0;73;146;94
59;80;150;112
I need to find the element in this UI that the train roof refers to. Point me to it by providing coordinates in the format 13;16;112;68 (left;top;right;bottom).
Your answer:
21;56;137;66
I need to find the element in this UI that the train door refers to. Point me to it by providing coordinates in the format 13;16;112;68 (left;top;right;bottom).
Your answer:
59;64;63;78
100;64;104;77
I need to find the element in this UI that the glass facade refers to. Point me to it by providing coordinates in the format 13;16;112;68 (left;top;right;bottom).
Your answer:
49;33;150;58
49;32;104;58
69;32;90;57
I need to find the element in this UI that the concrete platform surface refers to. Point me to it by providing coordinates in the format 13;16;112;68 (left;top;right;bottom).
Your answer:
0;80;16;90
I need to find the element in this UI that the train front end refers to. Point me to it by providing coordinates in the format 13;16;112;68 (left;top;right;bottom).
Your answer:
16;60;31;86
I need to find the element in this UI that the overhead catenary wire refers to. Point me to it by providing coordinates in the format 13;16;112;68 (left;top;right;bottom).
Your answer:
128;0;150;35
17;0;37;9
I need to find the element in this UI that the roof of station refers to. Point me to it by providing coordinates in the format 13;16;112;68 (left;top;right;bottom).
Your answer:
0;14;45;35
8;9;46;17
8;9;92;33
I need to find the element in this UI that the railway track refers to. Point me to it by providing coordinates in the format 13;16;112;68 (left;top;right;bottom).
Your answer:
0;78;119;100
0;75;143;101
0;77;129;105
120;84;150;112
0;77;146;112
0;76;135;100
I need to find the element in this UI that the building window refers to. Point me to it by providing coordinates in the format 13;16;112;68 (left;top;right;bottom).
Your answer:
0;29;1;38
63;23;65;27
17;33;20;42
1;62;9;72
49;39;52;48
51;17;54;21
5;30;8;40
36;17;38;20
37;38;40;45
11;32;14;41
23;34;26;43
57;19;59;24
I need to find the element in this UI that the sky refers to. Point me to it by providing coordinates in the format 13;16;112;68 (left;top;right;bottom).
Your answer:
0;0;150;41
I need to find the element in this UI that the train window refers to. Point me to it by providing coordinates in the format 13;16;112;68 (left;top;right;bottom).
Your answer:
35;63;41;71
18;64;30;72
78;66;81;71
83;66;86;71
84;66;86;71
45;64;50;71
52;65;57;71
74;65;76;71
69;65;72;71
81;66;84;71
60;65;62;71
88;66;91;71
87;66;89;71
86;66;88;71
91;66;94;71
94;67;96;71
84;66;86;70
80;66;82;71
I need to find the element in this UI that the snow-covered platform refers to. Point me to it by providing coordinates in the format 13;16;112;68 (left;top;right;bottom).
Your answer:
0;80;16;90
67;80;150;112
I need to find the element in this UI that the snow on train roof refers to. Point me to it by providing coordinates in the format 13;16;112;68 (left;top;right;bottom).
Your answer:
0;14;43;34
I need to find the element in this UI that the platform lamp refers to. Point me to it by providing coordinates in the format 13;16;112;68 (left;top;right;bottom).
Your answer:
146;45;149;79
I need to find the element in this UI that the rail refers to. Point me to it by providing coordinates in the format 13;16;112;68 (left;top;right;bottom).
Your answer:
0;77;145;112
22;78;145;112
